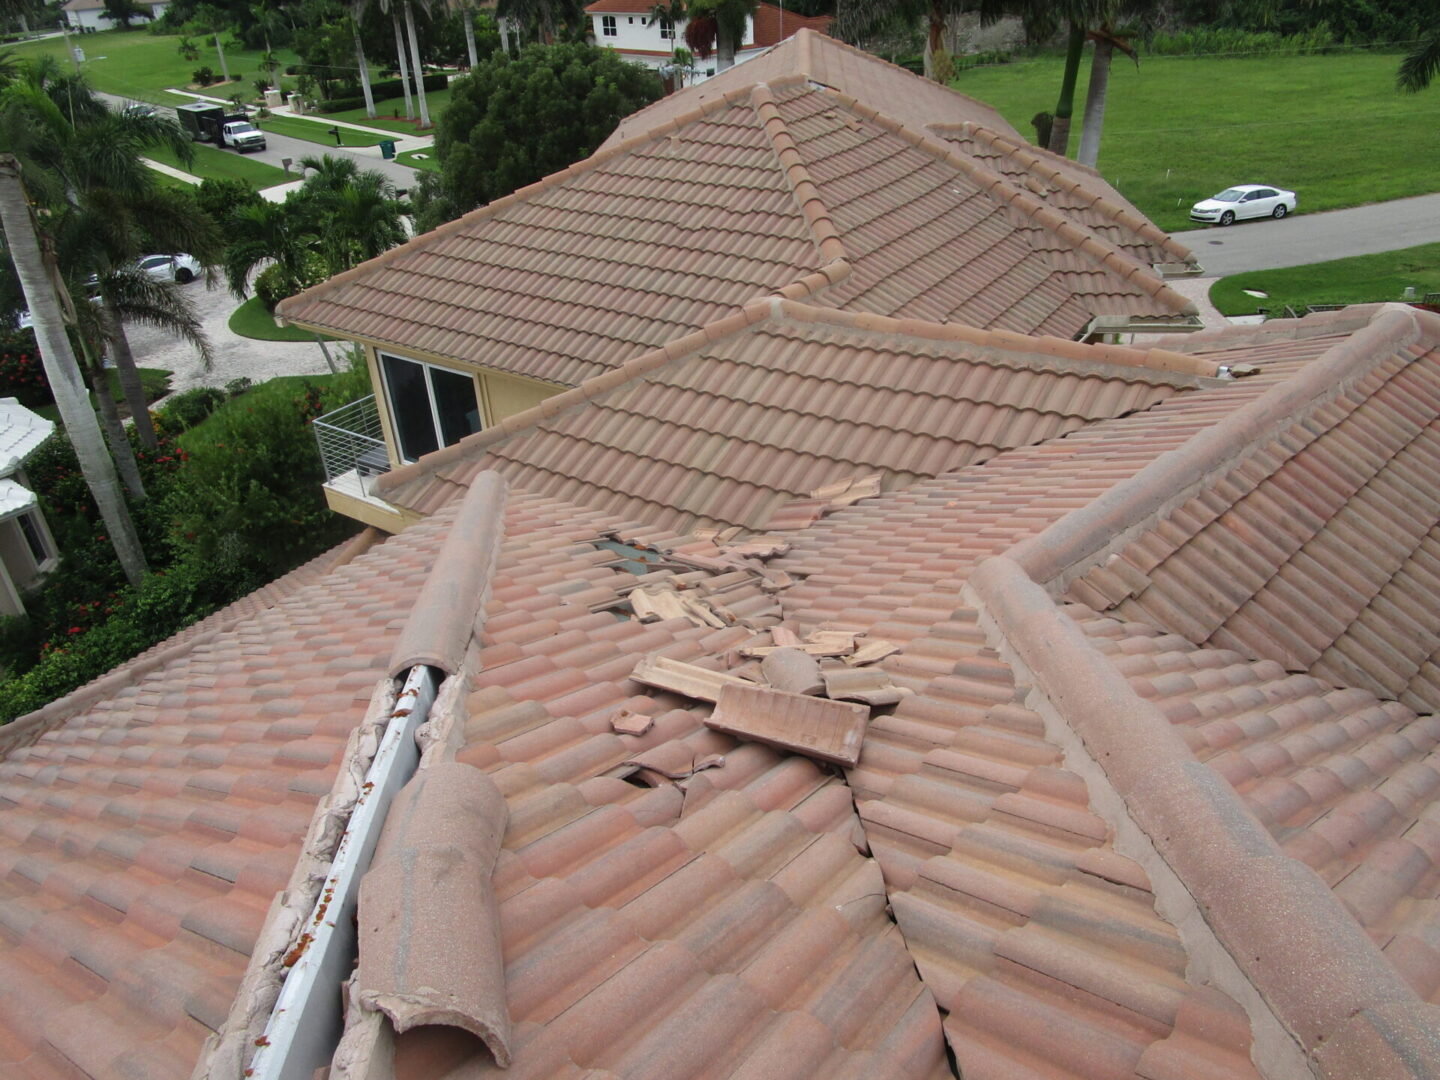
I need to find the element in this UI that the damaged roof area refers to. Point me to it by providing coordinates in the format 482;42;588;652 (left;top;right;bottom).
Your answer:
277;34;1199;387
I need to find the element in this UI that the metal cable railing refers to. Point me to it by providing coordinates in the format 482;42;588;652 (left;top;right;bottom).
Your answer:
313;395;388;486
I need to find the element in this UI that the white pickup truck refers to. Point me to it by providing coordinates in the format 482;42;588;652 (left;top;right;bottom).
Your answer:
220;120;267;153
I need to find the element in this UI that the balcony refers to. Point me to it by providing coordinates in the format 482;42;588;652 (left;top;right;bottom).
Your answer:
313;396;415;532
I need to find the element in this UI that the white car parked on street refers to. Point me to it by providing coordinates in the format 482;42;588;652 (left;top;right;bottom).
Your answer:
1190;184;1297;226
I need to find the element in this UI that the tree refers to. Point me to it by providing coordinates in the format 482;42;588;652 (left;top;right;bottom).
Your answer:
0;155;147;585
348;0;378;116
1398;27;1440;92
0;71;216;449
420;42;662;228
1075;21;1139;167
683;0;756;71
223;199;321;302
102;0;149;27
293;153;409;271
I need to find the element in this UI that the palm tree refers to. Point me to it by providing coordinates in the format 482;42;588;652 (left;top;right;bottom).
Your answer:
1399;27;1440;92
0;155;147;586
455;0;481;67
293;154;409;273
0;73;214;448
348;0;378;117
224;199;321;302
686;0;755;72
400;0;433;127
379;0;416;120
1075;21;1139;167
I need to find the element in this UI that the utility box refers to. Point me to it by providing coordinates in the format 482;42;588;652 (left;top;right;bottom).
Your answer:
264;88;283;108
288;93;306;115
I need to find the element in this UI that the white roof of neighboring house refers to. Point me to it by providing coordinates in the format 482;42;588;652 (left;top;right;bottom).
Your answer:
0;476;37;518
0;397;53;476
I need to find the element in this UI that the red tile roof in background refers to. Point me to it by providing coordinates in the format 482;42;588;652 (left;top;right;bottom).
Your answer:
279;33;1199;385
750;3;831;47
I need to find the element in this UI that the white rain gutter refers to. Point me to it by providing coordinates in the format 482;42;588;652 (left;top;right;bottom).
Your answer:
248;664;440;1080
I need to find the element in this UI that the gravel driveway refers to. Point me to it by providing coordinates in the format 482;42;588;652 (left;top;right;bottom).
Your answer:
122;277;339;399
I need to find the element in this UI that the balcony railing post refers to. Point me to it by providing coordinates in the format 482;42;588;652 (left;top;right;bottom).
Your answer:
313;395;388;487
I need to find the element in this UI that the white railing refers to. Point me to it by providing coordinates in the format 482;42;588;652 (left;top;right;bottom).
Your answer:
313;395;387;485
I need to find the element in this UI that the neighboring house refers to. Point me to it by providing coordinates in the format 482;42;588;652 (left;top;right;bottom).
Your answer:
586;0;831;85
279;30;1202;532
0;398;56;617
61;0;169;31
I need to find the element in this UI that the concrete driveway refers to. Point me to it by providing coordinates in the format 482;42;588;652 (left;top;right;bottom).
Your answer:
123;277;338;397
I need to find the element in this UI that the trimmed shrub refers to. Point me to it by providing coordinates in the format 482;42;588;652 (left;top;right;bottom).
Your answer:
0;329;49;408
192;65;215;85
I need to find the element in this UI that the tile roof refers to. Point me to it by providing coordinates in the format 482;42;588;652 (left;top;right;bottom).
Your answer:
370;299;1220;530
0;398;53;477
0;525;435;1079
1066;318;1440;715
278;94;821;388
0;477;36;519
604;29;1018;150
278;37;1198;385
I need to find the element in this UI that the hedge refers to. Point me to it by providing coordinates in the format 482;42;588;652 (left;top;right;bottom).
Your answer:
318;73;449;112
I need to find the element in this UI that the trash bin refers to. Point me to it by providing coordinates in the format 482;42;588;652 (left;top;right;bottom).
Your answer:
379;139;396;160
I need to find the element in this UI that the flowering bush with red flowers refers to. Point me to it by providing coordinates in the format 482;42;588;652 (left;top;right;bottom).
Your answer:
0;329;52;409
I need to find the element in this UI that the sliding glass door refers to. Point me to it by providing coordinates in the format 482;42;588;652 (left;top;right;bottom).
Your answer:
380;353;483;463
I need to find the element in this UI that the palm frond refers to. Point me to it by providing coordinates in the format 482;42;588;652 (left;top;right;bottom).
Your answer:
1399;30;1440;93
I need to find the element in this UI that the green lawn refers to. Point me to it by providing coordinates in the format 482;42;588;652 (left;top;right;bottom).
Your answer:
396;146;438;172
144;141;291;188
229;296;336;341
1210;242;1440;317
259;113;389;147
315;87;454;133
35;367;172;425
4;28;302;108
952;50;1440;233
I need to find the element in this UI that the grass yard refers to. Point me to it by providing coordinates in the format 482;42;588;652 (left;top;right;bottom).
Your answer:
396;146;438;172
229;296;336;341
258;113;389;147
316;87;454;133
1210;242;1440;317
144;141;291;188
953;49;1440;233
34;367;172;425
5;28;302;108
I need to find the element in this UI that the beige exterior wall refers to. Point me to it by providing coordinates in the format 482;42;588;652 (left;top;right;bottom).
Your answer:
481;371;560;422
364;343;562;468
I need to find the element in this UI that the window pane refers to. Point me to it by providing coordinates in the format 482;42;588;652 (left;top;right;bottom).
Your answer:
430;367;482;447
17;510;47;564
382;353;439;462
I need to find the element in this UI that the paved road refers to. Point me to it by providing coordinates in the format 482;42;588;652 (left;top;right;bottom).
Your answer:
102;91;429;193
1172;192;1440;276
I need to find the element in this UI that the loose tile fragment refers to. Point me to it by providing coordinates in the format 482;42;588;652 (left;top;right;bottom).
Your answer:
630;654;756;702
761;647;825;696
707;682;870;767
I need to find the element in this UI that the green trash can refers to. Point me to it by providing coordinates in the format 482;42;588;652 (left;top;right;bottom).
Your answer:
379;139;396;160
